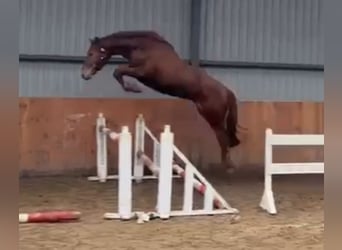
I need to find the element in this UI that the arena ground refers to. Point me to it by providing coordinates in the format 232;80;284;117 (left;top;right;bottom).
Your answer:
19;172;323;250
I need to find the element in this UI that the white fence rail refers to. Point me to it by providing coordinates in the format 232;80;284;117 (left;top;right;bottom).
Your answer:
259;128;324;215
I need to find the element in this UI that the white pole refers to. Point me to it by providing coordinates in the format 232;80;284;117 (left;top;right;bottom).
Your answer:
259;128;277;214
96;113;107;183
134;114;145;183
118;126;133;219
183;164;194;213
153;140;160;168
157;125;174;219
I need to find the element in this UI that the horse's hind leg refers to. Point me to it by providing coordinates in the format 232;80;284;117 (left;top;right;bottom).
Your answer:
194;101;236;173
213;126;236;173
224;90;240;148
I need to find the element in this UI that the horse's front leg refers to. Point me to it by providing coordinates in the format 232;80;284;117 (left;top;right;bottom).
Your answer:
113;64;143;93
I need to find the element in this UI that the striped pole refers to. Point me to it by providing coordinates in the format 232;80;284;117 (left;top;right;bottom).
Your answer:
171;164;224;209
19;211;81;223
137;154;225;210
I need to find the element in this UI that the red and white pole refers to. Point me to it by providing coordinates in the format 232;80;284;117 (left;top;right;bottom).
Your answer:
19;211;81;223
172;164;225;209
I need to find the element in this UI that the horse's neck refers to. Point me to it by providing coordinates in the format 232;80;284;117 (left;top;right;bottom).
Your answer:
102;37;138;58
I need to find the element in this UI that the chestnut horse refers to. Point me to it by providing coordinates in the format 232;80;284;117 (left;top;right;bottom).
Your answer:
81;30;242;172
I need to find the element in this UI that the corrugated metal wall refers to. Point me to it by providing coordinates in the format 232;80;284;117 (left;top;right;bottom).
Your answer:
19;0;324;101
205;68;323;101
200;0;323;64
19;62;323;101
19;0;191;57
19;62;168;98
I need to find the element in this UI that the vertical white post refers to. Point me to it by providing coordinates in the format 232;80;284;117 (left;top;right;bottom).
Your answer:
118;126;133;220
204;186;214;212
260;128;277;214
183;164;194;213
264;129;273;196
153;140;160;167
96;113;107;183
157;125;174;219
134;114;145;183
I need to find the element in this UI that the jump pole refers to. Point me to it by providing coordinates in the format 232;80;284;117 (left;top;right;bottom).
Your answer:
138;153;225;210
19;211;81;223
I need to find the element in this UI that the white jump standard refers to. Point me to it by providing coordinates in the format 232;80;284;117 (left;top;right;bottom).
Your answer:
96;113;239;222
88;113;181;182
136;114;238;216
132;114;236;212
259;128;324;215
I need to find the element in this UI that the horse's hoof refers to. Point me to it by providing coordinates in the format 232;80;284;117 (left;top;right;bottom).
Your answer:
225;161;238;175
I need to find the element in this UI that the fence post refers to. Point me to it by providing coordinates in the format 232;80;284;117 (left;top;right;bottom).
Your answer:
134;114;145;183
259;128;277;214
118;126;133;219
96;113;107;183
157;125;174;219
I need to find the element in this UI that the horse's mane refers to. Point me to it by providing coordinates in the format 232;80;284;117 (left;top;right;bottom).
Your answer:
99;30;174;49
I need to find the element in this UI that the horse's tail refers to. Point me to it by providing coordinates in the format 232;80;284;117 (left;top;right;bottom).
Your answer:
224;93;247;148
235;100;248;132
237;124;248;131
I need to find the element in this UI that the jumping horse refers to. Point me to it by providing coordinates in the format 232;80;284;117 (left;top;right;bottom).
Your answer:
81;30;242;172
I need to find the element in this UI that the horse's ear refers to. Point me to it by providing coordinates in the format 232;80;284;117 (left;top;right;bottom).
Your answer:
89;37;100;44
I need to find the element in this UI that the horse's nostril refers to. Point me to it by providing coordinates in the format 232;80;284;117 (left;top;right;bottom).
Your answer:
81;73;90;80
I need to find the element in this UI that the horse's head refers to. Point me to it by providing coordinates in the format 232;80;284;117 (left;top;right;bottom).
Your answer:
81;37;111;80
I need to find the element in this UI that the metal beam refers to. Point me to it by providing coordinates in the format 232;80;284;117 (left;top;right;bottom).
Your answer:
19;54;324;71
19;54;128;65
200;60;324;71
189;0;202;66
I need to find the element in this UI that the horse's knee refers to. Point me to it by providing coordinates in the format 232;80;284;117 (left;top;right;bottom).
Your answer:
113;70;120;78
113;72;118;81
194;102;204;115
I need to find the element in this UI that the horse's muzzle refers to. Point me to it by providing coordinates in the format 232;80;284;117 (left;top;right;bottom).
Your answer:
81;65;95;80
81;73;92;80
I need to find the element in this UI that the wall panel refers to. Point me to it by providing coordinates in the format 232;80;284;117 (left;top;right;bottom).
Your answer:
206;67;324;101
19;62;323;101
200;0;323;64
19;98;324;176
20;0;191;58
